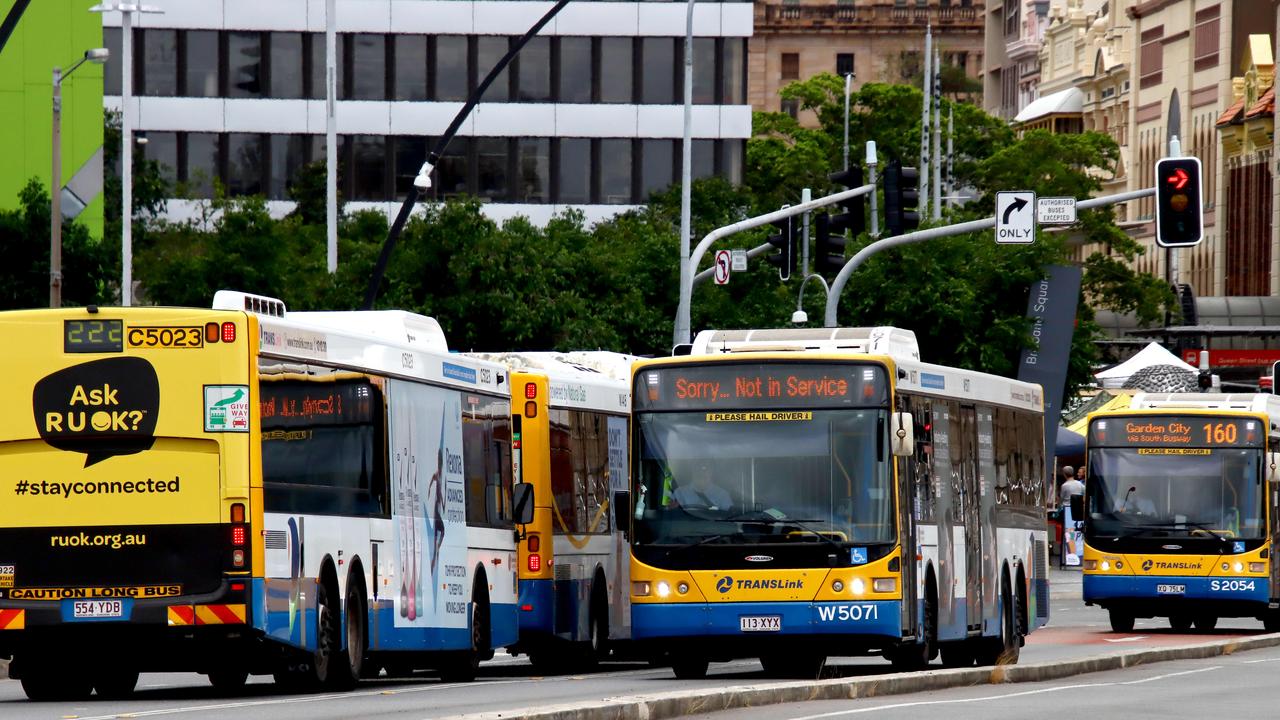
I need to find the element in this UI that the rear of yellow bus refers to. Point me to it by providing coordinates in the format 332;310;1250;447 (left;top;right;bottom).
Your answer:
0;307;257;700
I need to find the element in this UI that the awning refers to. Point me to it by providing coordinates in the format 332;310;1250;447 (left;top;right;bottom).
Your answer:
1014;87;1084;123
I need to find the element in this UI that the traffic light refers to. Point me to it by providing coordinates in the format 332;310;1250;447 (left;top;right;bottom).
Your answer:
765;216;796;281
1155;156;1204;247
818;167;865;276
883;161;920;237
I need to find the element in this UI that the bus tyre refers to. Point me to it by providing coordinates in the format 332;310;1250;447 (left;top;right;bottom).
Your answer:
335;579;367;689
1265;612;1280;633
310;578;341;689
441;588;489;683
20;669;92;702
1169;614;1193;632
976;575;1020;666
761;653;825;679
208;669;249;693
580;581;609;670
1108;608;1135;633
93;667;140;699
671;656;709;679
1194;615;1218;631
940;642;975;668
890;581;935;671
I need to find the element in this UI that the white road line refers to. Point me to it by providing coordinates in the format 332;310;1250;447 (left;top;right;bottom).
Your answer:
784;666;1222;719
1242;657;1280;664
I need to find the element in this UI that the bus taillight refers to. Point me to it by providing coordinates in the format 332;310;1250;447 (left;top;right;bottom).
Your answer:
232;549;246;568
221;322;237;342
525;382;537;399
231;525;246;546
205;322;221;343
524;400;537;418
230;503;245;523
528;534;540;553
528;553;541;573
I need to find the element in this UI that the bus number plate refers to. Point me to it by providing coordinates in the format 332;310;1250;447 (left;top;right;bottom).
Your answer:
740;615;781;632
73;600;123;618
1156;584;1186;595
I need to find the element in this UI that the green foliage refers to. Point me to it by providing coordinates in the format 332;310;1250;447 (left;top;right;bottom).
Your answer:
0;179;116;309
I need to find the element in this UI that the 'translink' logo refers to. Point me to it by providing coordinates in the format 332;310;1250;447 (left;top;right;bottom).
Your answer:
716;576;733;594
1142;559;1153;571
33;357;160;467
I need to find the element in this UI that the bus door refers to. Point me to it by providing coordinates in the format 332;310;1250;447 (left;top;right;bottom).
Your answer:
1270;441;1280;604
958;406;982;630
976;407;999;633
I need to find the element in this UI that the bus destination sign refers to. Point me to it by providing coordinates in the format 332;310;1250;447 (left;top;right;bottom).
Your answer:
1090;415;1263;448
634;362;888;411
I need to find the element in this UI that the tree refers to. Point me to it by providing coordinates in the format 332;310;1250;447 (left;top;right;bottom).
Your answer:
0;179;116;309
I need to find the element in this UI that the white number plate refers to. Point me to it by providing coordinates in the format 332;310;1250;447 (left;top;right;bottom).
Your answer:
1156;584;1186;595
739;615;781;632
72;600;123;618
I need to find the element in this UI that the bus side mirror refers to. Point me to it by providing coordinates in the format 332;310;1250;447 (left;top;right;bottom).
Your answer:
890;412;914;457
512;482;535;526
1070;494;1084;522
613;490;631;538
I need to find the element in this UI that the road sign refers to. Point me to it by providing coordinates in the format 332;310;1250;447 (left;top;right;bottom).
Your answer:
730;249;747;272
714;250;731;285
995;191;1036;243
1037;196;1076;225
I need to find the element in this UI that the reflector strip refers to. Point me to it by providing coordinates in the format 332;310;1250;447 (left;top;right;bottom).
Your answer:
0;609;24;630
167;605;195;626
195;604;247;625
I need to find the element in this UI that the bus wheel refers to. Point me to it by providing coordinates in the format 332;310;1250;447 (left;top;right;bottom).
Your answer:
1193;615;1218;631
1108;608;1135;633
1265;612;1280;633
890;582;936;671
21;667;92;701
335;579;367;688
761;653;825;679
208;669;249;693
580;581;609;670
93;667;140;699
976;576;1020;666
940;642;975;668
301;578;341;689
441;589;489;683
1169;614;1193;632
671;656;709;679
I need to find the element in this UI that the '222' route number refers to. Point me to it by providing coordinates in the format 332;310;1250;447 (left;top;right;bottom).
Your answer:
1210;579;1256;592
817;604;879;622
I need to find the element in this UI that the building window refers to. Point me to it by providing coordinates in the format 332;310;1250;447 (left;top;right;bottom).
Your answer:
185;30;219;97
722;39;746;105
640;138;674;200
227;32;263;98
393;35;429;101
141;29;178;96
689;139;715;180
435;36;469;102
781;97;799;118
1003;0;1019;37
599;38;634;104
722;139;744;185
351;135;387;200
1194;6;1220;72
269;134;310;200
557;138;591;204
307;33;344;101
641;38;676;104
781;52;800;81
393;136;427;196
899;51;921;81
558;37;593;103
516;138;550;202
142;131;178;185
692;37;717;104
477;36;512;102
434;138;470;199
346;34;386;101
185;132;220;198
599;138;632;204
836;52;855;77
226;133;264;196
1139;27;1163;89
477;137;509;200
104;27;122;96
517;36;552;102
268;32;304;99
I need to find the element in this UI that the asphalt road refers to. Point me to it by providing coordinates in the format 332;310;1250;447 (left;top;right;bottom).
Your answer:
1;573;1272;720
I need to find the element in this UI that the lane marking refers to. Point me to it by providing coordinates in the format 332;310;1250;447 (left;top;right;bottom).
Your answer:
1104;636;1149;643
785;666;1223;719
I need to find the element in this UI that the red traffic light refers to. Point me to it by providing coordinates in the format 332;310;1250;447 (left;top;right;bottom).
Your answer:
1166;167;1189;190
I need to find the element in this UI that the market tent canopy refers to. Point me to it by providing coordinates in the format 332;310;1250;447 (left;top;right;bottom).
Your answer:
1013;87;1084;123
1056;425;1085;456
1094;342;1196;389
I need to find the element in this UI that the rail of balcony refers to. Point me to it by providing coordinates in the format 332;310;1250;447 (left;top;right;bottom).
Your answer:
758;3;979;27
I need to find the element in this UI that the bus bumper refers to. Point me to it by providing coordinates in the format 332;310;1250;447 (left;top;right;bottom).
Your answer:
1084;574;1269;614
632;600;900;641
516;578;556;635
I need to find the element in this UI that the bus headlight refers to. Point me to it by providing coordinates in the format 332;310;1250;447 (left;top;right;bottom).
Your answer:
849;578;866;596
1100;560;1110;571
632;581;651;597
873;578;896;593
1250;562;1266;573
656;581;672;598
1234;562;1244;573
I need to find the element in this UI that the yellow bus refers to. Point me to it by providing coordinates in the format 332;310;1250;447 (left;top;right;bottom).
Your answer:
0;292;531;700
472;352;635;671
1081;393;1279;632
622;328;1049;678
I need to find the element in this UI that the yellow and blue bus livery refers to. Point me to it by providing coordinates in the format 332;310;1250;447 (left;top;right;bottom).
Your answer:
1081;393;1279;632
623;328;1048;679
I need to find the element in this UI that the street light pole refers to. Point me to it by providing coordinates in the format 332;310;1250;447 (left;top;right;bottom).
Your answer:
50;48;109;308
675;0;696;348
842;72;852;171
91;2;161;307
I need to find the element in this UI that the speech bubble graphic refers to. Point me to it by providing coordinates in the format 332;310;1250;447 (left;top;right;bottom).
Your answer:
33;357;160;467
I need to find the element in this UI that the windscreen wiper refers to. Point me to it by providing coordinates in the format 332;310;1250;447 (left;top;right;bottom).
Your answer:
1147;521;1231;543
672;531;745;552
738;516;846;553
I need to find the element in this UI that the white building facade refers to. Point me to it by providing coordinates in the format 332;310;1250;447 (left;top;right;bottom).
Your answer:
101;0;754;225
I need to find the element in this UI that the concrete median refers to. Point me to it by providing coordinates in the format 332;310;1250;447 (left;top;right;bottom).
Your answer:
441;633;1280;720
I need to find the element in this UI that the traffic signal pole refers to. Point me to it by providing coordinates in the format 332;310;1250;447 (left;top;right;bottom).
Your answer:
673;184;874;347
822;186;1157;327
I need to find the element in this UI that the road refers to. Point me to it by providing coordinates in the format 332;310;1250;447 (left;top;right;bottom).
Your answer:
1;574;1272;720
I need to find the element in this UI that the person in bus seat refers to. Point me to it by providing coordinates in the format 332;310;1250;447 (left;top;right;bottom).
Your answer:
672;462;732;510
1115;486;1156;516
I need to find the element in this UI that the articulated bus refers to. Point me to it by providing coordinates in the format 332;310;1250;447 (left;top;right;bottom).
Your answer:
0;292;532;701
1082;393;1280;633
472;351;636;670
622;328;1049;678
